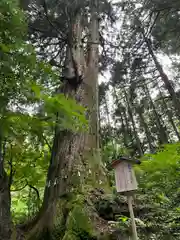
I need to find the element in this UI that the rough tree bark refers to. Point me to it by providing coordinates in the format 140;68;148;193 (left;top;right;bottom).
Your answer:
21;2;100;239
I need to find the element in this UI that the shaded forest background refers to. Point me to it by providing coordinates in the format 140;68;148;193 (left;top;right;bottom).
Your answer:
1;0;180;239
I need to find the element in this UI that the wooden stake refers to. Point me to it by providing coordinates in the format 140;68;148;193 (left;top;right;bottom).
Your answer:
127;195;138;240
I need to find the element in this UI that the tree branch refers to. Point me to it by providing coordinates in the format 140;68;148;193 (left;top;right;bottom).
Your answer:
11;183;28;192
43;0;64;39
28;24;59;38
28;184;40;202
42;135;52;152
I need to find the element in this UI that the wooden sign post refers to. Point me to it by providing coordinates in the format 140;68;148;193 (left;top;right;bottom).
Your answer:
112;157;141;240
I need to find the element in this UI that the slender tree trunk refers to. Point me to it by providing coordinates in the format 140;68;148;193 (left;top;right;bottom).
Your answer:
143;83;169;144
136;106;155;152
99;93;111;148
124;89;143;156
104;94;111;127
143;35;180;121
0;134;12;240
135;16;180;121
112;87;130;148
122;106;134;145
119;107;129;148
156;82;180;141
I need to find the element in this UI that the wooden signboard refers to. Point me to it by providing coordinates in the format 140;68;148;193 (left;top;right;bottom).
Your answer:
113;161;138;193
112;157;141;240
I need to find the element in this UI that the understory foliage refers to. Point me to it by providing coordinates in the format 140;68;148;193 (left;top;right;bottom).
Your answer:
0;0;88;237
1;0;180;240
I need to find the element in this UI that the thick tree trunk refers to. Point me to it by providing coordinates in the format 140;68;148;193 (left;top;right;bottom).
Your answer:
86;4;100;149
25;4;100;239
